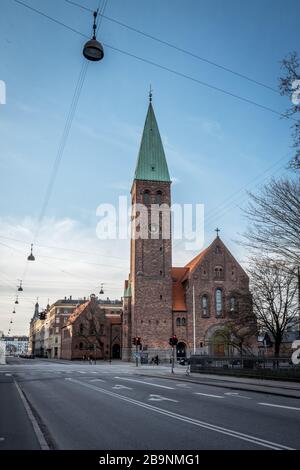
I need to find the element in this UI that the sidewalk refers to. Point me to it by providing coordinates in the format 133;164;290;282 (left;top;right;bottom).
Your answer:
134;364;300;399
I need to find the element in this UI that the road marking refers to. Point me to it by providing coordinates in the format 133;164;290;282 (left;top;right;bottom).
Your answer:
76;371;86;374
148;394;178;403
224;392;251;400
258;402;300;411
0;438;5;441
13;379;49;450
176;383;191;388
195;392;224;399
113;384;132;390
114;377;174;390
5;373;12;376
66;378;293;450
89;378;105;383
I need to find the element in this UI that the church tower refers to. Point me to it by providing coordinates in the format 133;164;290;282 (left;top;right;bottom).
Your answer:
123;95;173;361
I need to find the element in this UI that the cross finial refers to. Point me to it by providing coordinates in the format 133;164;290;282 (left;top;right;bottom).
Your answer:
215;227;220;237
149;84;152;103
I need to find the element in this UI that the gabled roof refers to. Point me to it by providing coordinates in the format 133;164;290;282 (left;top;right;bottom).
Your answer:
67;300;90;325
134;102;171;182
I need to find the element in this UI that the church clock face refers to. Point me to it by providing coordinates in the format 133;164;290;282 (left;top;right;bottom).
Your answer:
149;223;159;235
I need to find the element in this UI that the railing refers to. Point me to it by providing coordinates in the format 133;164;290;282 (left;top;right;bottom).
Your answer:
190;355;300;380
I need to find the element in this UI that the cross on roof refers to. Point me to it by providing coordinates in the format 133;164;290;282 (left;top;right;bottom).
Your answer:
215;227;221;237
149;84;153;103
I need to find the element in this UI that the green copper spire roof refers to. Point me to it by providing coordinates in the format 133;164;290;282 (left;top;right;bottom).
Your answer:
134;102;171;182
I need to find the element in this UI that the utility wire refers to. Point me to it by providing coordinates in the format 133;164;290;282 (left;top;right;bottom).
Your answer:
12;0;295;122
65;0;278;94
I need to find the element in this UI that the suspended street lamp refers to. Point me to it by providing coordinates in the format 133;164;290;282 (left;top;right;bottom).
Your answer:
18;280;23;292
83;10;104;62
15;296;19;305
13;309;16;314
27;243;35;261
99;283;104;295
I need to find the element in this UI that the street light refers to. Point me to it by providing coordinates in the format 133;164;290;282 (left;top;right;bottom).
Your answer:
83;11;104;62
27;244;35;261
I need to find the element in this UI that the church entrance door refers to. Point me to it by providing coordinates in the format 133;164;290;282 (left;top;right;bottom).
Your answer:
112;343;121;359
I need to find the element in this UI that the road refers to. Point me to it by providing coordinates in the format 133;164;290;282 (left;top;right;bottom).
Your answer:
1;357;299;450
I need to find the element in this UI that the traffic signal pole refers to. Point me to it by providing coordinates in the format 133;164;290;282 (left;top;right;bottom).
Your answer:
171;345;175;374
136;343;138;367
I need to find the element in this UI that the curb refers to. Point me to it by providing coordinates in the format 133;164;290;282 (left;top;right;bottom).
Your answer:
135;373;300;399
14;379;50;450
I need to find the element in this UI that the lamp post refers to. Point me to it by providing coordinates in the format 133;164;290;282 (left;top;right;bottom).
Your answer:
192;284;196;355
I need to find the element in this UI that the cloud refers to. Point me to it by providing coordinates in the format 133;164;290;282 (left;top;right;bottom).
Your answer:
0;216;129;336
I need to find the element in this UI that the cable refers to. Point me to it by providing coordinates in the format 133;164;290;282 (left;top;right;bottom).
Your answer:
65;0;278;94
12;0;295;122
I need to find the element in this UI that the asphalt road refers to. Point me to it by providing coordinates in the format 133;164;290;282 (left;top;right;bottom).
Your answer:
1;357;300;450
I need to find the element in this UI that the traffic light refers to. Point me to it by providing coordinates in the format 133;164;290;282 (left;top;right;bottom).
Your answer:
133;337;141;346
169;335;178;346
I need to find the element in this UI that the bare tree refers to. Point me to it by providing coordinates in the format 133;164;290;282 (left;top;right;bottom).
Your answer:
279;52;300;170
75;305;107;360
242;178;300;265
248;257;298;356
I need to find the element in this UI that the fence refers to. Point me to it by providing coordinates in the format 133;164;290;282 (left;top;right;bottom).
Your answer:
190;355;300;381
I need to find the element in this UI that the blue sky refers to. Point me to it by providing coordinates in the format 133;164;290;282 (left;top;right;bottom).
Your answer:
0;0;299;334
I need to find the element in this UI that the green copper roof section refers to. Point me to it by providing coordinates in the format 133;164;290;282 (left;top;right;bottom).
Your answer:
134;103;171;182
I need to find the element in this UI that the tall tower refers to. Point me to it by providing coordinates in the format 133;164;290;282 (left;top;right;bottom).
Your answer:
123;96;173;361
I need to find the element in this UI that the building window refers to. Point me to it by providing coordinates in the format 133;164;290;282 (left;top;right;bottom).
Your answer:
55;327;59;334
156;320;159;325
201;294;209;317
160;294;163;300
79;342;83;350
181;318;186;326
215;289;222;316
143;190;150;205
55;317;60;324
215;245;221;254
155;190;162;204
176;317;181;327
79;323;84;335
160;270;163;276
214;266;223;279
230;296;236;312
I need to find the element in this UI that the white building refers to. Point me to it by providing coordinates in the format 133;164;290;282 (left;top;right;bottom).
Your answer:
4;336;29;355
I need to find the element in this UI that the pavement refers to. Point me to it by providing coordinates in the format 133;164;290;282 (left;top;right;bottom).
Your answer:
0;357;300;450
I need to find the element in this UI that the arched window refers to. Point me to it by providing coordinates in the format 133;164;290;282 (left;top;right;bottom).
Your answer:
181;317;186;326
155;190;162;204
215;289;222;316
143;190;150;205
79;342;83;350
176;317;181;326
201;294;209;317
214;266;223;279
230;296;236;312
79;323;84;335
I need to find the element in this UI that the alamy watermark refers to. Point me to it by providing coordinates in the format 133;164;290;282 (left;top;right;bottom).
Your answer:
96;196;204;251
0;80;6;105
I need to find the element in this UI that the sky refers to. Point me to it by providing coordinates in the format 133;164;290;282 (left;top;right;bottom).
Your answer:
0;0;299;335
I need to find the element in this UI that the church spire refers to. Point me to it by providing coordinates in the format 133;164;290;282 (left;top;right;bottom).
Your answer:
134;96;171;182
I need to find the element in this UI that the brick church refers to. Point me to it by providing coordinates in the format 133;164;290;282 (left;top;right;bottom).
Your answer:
122;97;254;362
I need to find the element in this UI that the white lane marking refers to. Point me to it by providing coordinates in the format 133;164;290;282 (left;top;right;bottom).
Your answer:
224;392;251;400
90;372;98;374
114;377;174;390
89;378;105;383
13;380;49;450
5;373;12;376
76;371;86;374
66;378;293;450
0;437;5;441
113;384;132;390
195;392;224;399
148;394;178;403
176;383;191;388
258;402;300;411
